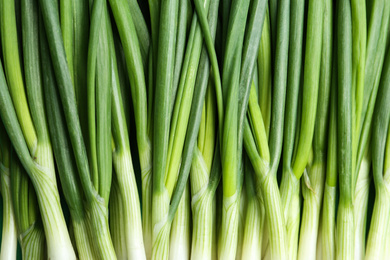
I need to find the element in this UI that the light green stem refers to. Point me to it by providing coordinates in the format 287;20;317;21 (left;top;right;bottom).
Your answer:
140;147;153;259
365;184;390;259
236;186;247;260
218;191;240;260
86;197;116;260
317;184;336;260
72;219;96;260
0;165;17;260
20;223;46;260
191;186;214;260
261;175;287;260
280;168;300;260
152;188;170;260
336;200;354;260
353;151;371;260
31;144;76;260
298;162;326;260
110;179;127;259
113;150;146;259
241;195;263;260
169;183;191;259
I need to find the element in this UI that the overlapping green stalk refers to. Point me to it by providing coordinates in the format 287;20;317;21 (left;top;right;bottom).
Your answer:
0;0;75;257
187;1;220;259
365;47;390;260
243;0;290;258
190;84;218;260
317;61;338;260
298;0;332;258
108;14;146;258
107;0;152;256
351;0;390;258
279;0;310;258
10;150;46;260
38;0;117;258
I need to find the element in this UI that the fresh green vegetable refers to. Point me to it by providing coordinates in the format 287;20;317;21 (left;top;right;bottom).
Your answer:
0;1;390;259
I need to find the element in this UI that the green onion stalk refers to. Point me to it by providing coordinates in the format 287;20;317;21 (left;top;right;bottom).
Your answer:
38;0;118;257
107;0;153;256
353;1;390;258
109;6;152;248
281;0;324;257
0;127;17;260
127;0;151;68
350;0;367;257
40;20;96;260
244;0;290;258
190;85;217;260
256;6;272;258
297;0;332;258
9;150;46;260
317;62;338;260
76;0;115;256
108;14;146;258
59;0;89;143
44;0;96;257
152;0;224;257
335;0;354;258
234;0;268;257
217;0;252;258
278;0;307;257
0;0;75;257
170;0;191;117
352;145;371;259
236;174;247;260
146;0;225;257
188;0;221;258
257;6;272;141
365;47;390;260
166;0;216;257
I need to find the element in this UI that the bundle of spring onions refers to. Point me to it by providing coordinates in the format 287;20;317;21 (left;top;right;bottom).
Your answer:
1;0;390;259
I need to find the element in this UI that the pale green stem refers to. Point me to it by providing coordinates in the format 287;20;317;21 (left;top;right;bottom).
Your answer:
72;218;96;260
241;195;264;260
236;185;247;260
261;174;288;260
261;216;270;259
280;168;300;260
86;197;116;260
191;186;214;260
353;151;371;260
298;162;326;260
218;191;240;260
110;179;127;260
365;184;390;260
0;165;17;260
113;150;146;259
336;200;354;260
384;214;390;258
30;144;76;259
140;145;153;260
317;184;336;260
152;188;170;260
20;223;46;260
190;147;215;260
169;183;191;260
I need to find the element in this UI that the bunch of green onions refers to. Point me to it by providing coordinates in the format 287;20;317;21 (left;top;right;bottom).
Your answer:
1;0;390;259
